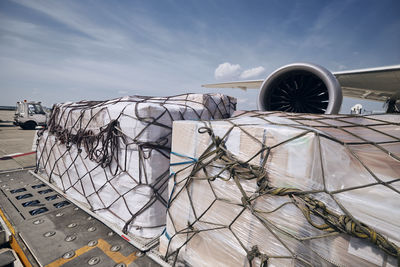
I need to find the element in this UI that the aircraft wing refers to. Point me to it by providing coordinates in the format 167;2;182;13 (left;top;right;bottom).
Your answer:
333;65;400;101
202;80;263;90
202;65;400;102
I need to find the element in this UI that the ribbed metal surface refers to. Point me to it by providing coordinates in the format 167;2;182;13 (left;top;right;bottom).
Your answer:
0;170;161;267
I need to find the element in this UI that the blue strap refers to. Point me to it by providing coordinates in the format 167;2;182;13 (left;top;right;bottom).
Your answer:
161;228;171;240
170;161;196;166
170;151;197;166
166;176;177;208
164;230;171;240
163;173;175;242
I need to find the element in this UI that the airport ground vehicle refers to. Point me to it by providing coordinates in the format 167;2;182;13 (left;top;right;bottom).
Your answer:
1;62;399;265
14;101;48;130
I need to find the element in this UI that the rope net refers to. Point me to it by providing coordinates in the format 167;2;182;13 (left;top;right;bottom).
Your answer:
162;111;400;267
35;94;236;240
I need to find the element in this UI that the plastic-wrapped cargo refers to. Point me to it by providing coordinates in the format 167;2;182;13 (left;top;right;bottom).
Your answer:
161;112;400;266
36;94;236;240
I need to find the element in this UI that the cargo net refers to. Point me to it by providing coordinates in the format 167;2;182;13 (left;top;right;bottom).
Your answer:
36;94;236;240
164;111;400;266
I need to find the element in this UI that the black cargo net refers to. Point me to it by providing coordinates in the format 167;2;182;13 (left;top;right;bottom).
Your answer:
164;111;400;266
35;94;236;240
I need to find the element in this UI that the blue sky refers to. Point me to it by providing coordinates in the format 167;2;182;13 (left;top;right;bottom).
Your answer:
0;0;399;112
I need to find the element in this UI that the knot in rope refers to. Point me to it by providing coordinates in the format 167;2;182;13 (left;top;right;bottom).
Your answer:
247;245;268;266
198;126;224;147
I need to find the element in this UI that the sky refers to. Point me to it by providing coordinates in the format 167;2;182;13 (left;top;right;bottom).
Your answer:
0;0;399;112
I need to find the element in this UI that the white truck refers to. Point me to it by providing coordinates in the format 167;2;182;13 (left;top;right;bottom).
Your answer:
13;100;48;130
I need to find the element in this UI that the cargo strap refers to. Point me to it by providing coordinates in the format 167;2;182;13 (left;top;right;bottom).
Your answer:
166;122;400;266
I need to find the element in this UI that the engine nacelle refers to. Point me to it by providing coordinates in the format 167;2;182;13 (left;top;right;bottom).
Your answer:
258;63;343;114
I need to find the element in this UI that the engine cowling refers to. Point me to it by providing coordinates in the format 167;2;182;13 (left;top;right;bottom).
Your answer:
258;63;343;114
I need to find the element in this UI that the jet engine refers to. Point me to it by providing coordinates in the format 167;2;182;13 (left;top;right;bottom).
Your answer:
258;63;343;114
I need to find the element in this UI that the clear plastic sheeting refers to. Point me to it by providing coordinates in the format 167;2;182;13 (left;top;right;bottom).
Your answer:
161;111;400;266
36;94;236;240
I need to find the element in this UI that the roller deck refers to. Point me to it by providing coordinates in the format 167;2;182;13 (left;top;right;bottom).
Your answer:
0;169;164;267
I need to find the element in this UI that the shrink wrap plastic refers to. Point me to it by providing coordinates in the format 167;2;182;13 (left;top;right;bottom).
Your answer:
36;94;236;239
162;112;400;266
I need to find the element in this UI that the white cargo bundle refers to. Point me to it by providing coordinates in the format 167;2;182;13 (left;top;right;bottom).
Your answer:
36;94;236;241
162;112;400;267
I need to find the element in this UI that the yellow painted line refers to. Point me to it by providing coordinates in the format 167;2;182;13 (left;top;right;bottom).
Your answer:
45;238;138;267
97;238;138;265
0;207;15;235
1;206;137;267
0;207;32;267
45;243;94;267
10;235;33;267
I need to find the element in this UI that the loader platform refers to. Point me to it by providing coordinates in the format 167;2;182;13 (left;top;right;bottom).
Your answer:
0;169;162;267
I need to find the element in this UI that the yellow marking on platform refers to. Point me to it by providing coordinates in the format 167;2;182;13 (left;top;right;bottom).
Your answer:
10;235;33;267
45;238;138;267
0;207;32;267
97;238;138;265
45;244;93;267
0;207;15;235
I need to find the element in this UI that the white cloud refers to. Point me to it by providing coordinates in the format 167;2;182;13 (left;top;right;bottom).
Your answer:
215;63;266;81
214;62;241;80
3;1;392;109
240;66;265;79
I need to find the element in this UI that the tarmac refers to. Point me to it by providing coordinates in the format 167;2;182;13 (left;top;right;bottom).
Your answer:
0;110;37;171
